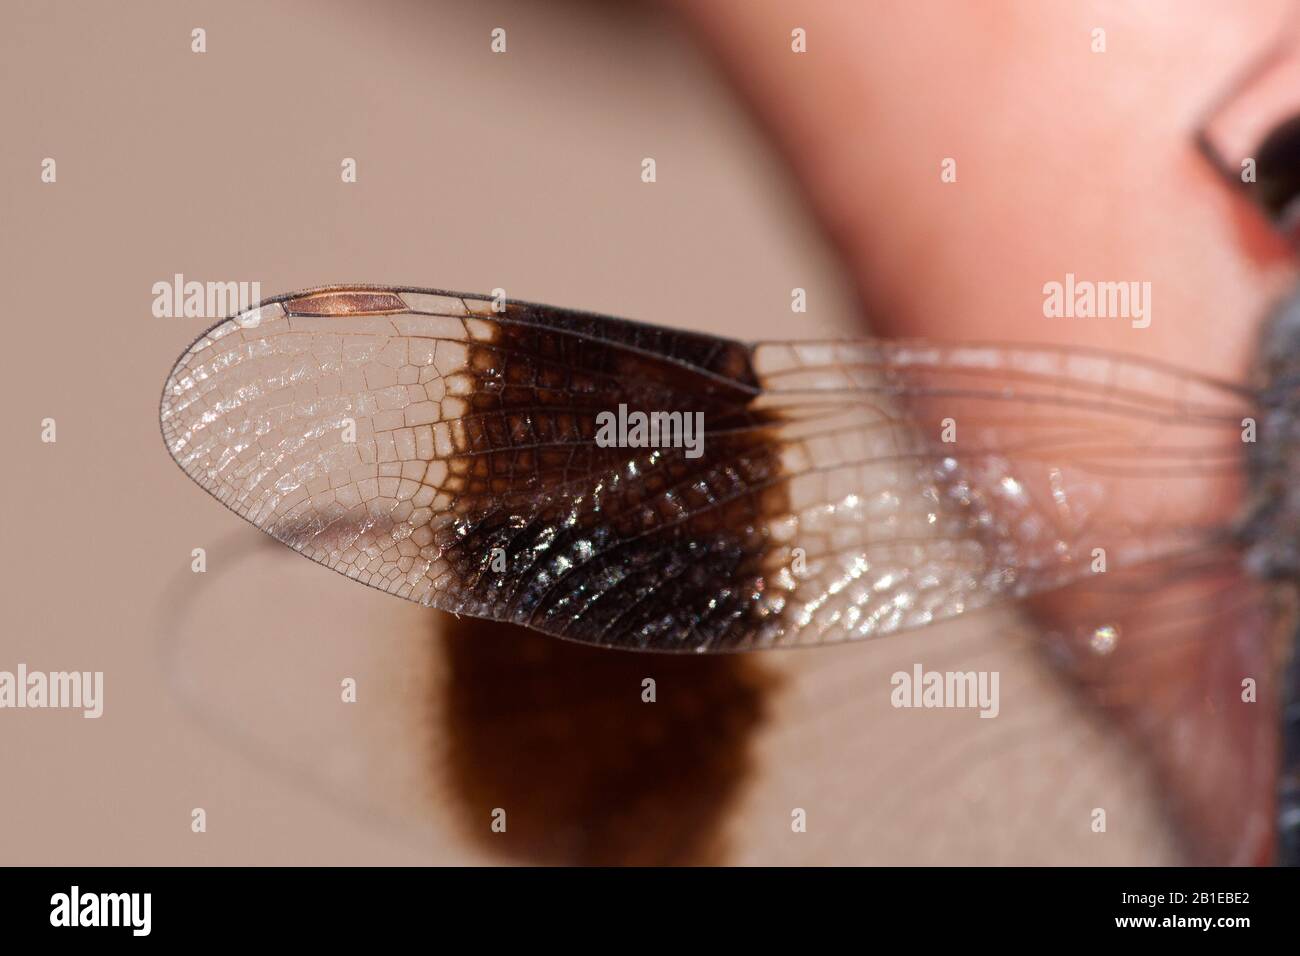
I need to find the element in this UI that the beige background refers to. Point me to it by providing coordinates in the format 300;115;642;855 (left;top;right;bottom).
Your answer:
3;0;1265;864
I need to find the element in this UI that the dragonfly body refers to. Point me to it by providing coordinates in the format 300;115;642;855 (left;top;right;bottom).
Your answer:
1244;286;1300;865
1246;289;1300;580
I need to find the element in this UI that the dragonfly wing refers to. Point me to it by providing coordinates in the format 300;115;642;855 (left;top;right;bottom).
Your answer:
161;288;1256;652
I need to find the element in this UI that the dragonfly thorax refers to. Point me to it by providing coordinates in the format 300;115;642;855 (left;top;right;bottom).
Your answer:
1244;285;1300;579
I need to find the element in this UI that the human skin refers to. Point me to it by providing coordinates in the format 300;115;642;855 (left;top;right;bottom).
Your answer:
666;0;1296;364
664;0;1300;862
